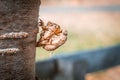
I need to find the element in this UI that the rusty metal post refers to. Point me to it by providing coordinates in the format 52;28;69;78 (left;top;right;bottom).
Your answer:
0;0;40;80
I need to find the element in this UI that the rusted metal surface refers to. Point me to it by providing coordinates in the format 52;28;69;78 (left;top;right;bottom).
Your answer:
0;0;40;80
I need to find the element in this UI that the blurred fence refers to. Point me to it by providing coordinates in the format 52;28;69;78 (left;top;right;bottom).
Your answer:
36;44;120;80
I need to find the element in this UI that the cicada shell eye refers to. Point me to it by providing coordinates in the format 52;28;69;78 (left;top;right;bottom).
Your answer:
62;29;68;36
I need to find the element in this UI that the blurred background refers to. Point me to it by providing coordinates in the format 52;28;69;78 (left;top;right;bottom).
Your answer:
36;0;120;61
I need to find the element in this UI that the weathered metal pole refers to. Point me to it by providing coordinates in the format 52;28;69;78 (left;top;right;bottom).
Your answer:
0;0;40;80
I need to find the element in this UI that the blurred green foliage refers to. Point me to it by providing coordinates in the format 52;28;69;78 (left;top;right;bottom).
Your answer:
36;30;120;61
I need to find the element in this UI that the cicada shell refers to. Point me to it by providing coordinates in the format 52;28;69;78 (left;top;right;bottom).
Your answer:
0;48;20;55
0;32;29;39
36;19;67;51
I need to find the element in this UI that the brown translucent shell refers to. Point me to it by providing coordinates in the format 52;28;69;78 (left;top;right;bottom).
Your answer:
36;19;67;51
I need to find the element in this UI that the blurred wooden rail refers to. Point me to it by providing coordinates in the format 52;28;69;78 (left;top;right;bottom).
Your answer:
36;44;120;80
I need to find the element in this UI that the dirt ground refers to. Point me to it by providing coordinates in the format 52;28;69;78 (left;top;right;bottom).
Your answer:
86;65;120;80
